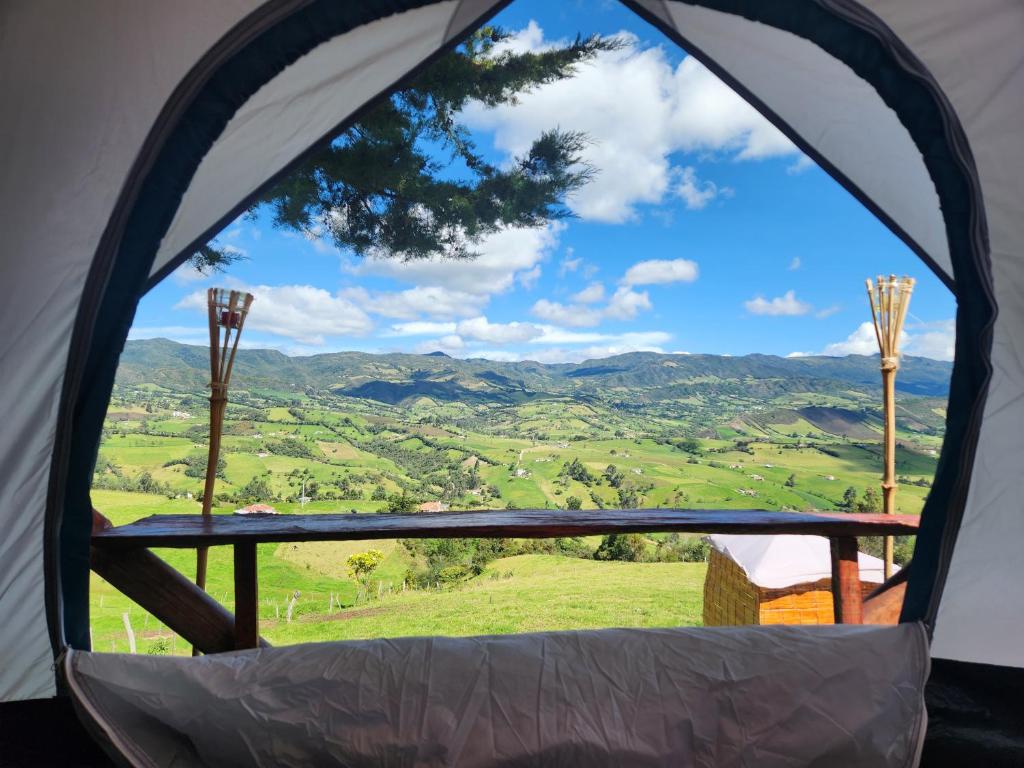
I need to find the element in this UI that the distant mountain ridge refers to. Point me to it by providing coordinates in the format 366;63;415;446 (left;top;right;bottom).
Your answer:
116;338;952;404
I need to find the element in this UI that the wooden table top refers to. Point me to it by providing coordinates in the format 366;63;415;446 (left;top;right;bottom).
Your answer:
92;508;920;548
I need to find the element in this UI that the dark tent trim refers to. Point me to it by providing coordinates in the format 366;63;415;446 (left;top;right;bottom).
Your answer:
624;0;995;631
45;0;509;669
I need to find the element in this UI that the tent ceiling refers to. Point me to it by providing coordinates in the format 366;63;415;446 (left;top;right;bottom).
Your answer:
151;1;472;279
654;1;952;282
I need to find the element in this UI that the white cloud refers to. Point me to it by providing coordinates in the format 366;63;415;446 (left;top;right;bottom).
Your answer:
820;319;954;361
675;166;732;210
349;224;559;297
517;265;542;289
343;285;488;320
171;263;210;286
787;155;815;175
815;304;841;319
605;286;651;320
176;283;374;344
822;322;884;356
531;283;653;327
558;251;582;276
744;290;812;316
622;258;699;286
530;299;604;328
456;316;543;344
571;282;605;304
384;321;457;337
414;334;465;354
468;330;672;363
788;257;801;271
128;325;209;343
904;319;955;361
462;27;797;222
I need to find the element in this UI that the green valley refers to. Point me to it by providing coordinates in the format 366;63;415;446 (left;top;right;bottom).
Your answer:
89;339;947;653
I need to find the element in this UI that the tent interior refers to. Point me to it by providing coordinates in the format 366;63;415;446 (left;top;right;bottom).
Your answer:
1;0;1022;765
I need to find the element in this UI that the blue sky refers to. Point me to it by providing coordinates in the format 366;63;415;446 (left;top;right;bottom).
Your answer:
131;0;955;363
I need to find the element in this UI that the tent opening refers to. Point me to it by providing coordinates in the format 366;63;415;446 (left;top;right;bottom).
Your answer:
87;0;956;657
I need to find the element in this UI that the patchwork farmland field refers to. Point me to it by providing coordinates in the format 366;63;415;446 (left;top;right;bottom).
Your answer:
88;340;945;654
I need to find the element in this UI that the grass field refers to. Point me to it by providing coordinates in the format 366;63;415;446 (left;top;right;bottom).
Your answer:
90;368;939;655
90;491;705;654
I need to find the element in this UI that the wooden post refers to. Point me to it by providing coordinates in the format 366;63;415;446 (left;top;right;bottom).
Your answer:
91;543;271;653
830;536;863;624
194;289;253;654
866;275;914;579
234;542;259;650
121;612;136;654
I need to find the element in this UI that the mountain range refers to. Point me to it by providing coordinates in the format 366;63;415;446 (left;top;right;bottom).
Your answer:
116;338;952;406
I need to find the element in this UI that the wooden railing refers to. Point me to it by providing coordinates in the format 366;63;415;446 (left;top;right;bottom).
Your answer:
91;508;920;651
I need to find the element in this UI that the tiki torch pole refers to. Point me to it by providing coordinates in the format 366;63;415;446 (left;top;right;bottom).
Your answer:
866;275;914;579
196;289;254;595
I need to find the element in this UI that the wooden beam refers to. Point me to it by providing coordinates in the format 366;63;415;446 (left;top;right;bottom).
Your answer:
233;543;259;650
93;509;920;549
90;544;270;654
830;537;863;625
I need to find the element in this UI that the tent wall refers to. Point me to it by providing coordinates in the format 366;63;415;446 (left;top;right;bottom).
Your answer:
0;0;265;703
630;0;999;666
0;0;504;702
855;0;1024;669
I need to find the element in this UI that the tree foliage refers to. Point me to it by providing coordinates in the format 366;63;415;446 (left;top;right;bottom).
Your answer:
194;27;620;270
594;533;648;562
347;549;385;584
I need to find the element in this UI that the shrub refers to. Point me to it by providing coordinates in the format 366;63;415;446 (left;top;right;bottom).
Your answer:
594;533;648;562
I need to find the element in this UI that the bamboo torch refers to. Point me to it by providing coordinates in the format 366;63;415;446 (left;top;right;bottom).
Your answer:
865;275;914;579
196;289;254;594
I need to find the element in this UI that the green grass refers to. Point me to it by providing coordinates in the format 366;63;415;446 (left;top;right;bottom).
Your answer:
266;555;706;644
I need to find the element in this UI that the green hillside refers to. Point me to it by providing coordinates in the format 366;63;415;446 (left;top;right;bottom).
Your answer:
89;340;944;654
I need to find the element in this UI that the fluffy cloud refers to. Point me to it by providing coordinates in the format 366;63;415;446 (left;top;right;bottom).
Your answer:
414;334;465;355
171;263;210;285
605;286;651;320
128;325;209;343
822;322;889;356
572;282;605;304
176;284;373;344
531;284;652;327
676;166;733;210
744;290;812;316
621;258;699;286
904;319;955;361
456;316;543;344
530;299;604;327
819;319;954;361
384;321;457;337
788;257;801;271
461;27;797;222
342;285;488;320
349;224;560;298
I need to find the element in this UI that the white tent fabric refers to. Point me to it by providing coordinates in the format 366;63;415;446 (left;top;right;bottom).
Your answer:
652;1;952;279
709;534;893;589
1;0;1022;710
0;0;501;702
643;0;1022;668
66;624;929;767
0;0;265;703
855;0;1024;671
